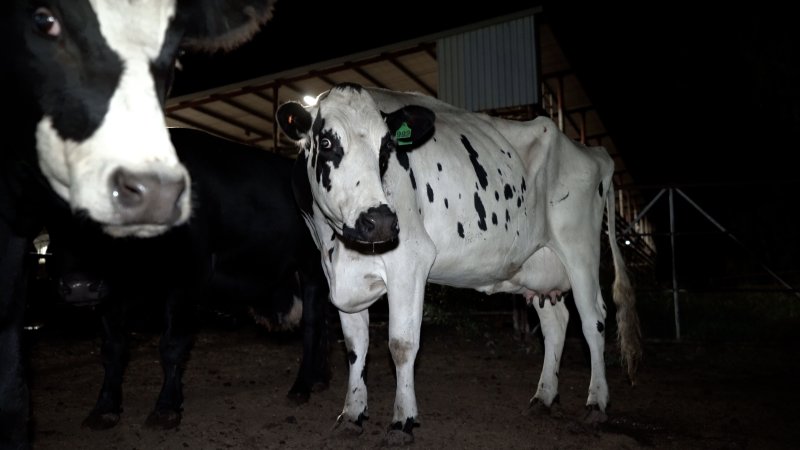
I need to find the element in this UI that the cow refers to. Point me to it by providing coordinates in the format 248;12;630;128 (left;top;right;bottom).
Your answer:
43;127;330;430
276;83;642;444
0;1;276;447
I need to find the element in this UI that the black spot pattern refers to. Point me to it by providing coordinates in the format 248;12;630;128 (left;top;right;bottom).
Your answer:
461;135;488;190
521;177;527;193
504;184;513;200
444;198;449;208
426;183;434;203
491;213;498;225
437;162;442;171
348;351;357;364
597;321;605;333
457;222;464;238
495;191;499;201
598;181;604;197
474;192;487;231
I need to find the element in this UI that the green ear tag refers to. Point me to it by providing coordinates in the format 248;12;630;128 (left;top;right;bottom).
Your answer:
395;122;413;146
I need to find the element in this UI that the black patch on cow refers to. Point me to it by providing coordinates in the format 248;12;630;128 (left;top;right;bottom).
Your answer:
457;222;464;238
507;150;512;158
598;181;604;197
495;191;499;201
437;162;442;171
513;185;517;193
31;7;124;142
379;131;394;179
356;181;360;186
521;177;527;193
328;247;334;262
348;351;357;364
315;126;344;192
504;224;508;230
517;197;522;208
395;147;410;171
444;198;448;208
331;233;336;241
597;321;605;333
426;183;434;203
505;209;510;223
461;135;488;190
458;193;462;199
409;168;417;190
355;410;367;427
291;153;313;216
491;213;498;225
504;184;513;200
474;193;487;231
497;168;502;176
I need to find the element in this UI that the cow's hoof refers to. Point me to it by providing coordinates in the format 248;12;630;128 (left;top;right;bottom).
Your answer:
144;408;182;430
383;429;414;446
583;404;608;424
329;415;364;438
82;411;120;430
524;396;562;418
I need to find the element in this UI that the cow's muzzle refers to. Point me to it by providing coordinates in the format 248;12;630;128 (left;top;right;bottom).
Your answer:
111;168;187;225
342;204;399;244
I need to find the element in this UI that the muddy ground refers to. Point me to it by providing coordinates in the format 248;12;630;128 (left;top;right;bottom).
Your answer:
23;304;799;450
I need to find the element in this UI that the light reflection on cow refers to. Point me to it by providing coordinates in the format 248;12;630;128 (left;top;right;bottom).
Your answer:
278;84;642;444
0;1;276;447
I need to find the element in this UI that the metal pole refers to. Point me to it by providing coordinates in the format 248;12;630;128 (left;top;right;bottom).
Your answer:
669;188;681;340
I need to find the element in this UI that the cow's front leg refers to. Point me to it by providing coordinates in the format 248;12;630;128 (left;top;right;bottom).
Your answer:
384;278;426;445
526;294;569;416
82;301;129;430
333;309;370;435
146;291;194;429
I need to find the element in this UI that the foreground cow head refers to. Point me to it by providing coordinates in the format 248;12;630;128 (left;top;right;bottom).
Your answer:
277;83;434;245
1;0;275;237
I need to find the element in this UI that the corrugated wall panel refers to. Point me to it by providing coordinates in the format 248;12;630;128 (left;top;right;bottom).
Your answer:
438;14;538;111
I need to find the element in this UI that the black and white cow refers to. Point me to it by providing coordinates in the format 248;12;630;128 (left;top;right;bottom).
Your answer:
0;1;275;447
44;127;330;430
277;84;642;444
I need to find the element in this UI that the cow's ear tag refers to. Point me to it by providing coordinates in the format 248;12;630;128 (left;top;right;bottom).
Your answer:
395;122;413;146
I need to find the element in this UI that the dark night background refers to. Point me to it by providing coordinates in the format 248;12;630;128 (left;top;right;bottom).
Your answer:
172;2;800;291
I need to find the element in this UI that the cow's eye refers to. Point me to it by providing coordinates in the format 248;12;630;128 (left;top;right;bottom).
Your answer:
33;7;61;37
320;138;332;150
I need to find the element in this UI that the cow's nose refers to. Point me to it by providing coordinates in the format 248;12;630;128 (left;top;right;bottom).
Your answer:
111;168;186;225
352;204;399;243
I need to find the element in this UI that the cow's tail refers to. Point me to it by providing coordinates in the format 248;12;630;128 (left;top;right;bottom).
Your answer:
605;182;642;385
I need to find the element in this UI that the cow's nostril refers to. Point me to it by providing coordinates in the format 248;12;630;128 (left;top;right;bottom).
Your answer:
110;168;186;225
112;169;147;208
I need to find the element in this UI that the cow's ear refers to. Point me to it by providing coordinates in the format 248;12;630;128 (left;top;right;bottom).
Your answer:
176;0;276;52
382;106;436;150
277;102;312;141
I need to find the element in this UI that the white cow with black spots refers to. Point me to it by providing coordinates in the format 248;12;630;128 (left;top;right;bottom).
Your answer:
278;83;642;444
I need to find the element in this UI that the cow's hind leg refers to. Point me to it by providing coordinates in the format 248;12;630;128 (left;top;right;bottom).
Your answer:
332;309;370;436
526;293;569;416
562;255;609;423
146;292;194;429
82;302;129;430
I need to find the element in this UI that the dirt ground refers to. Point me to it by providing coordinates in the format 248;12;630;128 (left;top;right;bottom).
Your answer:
23;308;799;450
